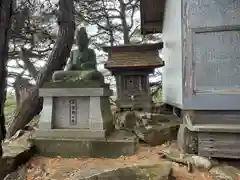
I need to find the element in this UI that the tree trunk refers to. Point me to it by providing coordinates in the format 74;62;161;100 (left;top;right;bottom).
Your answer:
0;0;13;156
13;75;33;109
6;0;75;139
20;49;39;79
119;0;130;44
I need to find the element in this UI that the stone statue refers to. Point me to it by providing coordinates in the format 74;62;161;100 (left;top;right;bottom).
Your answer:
52;27;104;84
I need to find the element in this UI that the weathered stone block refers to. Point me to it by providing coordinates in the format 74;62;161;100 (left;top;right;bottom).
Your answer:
115;111;180;146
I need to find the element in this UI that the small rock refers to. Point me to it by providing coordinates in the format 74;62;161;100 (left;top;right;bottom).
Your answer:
160;149;213;172
185;155;212;170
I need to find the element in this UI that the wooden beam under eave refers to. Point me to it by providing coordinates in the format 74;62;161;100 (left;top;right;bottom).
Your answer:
140;0;166;35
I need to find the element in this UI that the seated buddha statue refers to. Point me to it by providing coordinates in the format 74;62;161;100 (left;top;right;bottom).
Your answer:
52;27;104;84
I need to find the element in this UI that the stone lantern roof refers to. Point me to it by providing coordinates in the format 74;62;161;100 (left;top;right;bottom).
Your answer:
103;43;164;70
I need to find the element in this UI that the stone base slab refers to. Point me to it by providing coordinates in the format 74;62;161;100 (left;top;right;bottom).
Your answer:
33;129;107;140
31;131;138;158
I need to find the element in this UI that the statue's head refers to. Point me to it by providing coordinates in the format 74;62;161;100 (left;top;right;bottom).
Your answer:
76;27;89;51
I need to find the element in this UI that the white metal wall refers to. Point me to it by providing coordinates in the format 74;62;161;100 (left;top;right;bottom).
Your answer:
162;0;183;108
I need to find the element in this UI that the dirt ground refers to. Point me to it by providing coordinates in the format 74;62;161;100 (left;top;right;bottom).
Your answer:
25;142;212;180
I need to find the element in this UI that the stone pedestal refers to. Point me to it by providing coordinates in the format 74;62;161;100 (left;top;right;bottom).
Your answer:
32;83;138;158
35;86;114;139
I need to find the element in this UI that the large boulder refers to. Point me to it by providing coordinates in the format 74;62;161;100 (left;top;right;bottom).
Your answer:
0;131;35;179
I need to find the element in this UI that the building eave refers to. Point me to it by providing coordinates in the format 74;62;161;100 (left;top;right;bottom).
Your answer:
104;62;165;71
102;42;163;53
140;0;166;35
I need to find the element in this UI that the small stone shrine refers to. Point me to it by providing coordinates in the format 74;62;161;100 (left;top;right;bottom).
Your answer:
32;27;137;158
103;43;164;111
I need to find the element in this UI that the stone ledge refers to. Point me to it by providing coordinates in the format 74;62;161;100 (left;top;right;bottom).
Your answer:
39;88;113;97
32;129;106;140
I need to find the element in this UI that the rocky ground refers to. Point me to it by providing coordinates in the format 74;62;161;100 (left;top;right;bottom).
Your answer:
5;141;240;180
2;130;240;180
9;142;210;180
2;107;240;180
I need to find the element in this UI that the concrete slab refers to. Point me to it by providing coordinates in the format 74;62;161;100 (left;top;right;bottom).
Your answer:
31;130;138;158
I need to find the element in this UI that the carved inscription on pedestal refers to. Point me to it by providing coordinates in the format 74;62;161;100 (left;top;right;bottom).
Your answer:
69;100;77;125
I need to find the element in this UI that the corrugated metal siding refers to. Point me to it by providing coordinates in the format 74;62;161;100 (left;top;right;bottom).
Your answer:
198;132;240;158
162;0;183;108
192;111;240;125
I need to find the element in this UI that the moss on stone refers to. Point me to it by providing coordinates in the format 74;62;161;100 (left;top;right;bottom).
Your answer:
52;70;104;84
42;81;109;88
